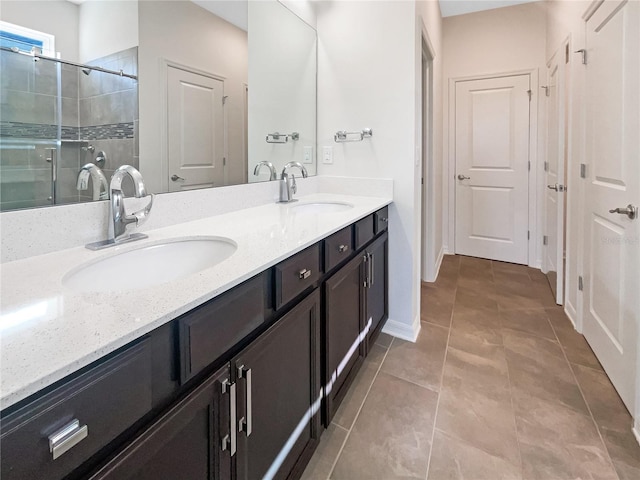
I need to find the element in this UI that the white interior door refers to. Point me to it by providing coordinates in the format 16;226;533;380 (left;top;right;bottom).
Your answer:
583;0;639;413
167;66;225;192
454;74;530;264
543;52;566;304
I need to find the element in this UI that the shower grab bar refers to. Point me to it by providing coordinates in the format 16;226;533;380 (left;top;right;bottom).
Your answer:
334;128;373;143
266;132;299;143
0;46;138;80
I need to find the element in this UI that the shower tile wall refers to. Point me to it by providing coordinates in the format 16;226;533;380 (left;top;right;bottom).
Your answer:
0;47;138;210
0;51;62;210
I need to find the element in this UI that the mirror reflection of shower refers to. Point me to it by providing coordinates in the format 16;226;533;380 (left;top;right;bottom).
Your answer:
0;34;139;211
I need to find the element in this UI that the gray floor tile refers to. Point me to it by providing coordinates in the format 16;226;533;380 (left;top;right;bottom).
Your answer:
499;308;556;340
300;423;348;480
331;372;437;479
428;430;522;480
380;322;448;391
332;345;386;430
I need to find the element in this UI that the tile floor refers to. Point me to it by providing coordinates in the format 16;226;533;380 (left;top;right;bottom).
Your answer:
301;255;640;480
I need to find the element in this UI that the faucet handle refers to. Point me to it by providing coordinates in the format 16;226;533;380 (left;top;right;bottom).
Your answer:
132;194;154;227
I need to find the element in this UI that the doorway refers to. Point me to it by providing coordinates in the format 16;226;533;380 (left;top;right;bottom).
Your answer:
453;73;531;264
421;35;436;282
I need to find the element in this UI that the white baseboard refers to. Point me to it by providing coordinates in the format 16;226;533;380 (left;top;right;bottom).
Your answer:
564;301;578;331
382;314;421;343
633;423;640;447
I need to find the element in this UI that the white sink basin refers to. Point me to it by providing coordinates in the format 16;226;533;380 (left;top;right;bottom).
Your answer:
289;202;353;214
63;237;237;293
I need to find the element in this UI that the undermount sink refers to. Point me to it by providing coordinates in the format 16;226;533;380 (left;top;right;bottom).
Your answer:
63;237;237;293
289;202;354;214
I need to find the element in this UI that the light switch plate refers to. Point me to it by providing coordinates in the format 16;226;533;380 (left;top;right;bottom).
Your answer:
322;146;333;164
303;146;313;164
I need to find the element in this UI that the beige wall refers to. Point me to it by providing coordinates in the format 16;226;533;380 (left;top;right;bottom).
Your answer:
78;1;138;64
138;0;248;194
0;0;80;61
442;2;547;265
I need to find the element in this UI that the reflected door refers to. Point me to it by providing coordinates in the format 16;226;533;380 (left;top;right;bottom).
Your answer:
543;52;567;304
582;0;639;413
454;74;530;264
167;66;225;192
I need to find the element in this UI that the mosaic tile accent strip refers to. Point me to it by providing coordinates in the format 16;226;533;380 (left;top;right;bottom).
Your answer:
80;123;134;140
0;121;134;141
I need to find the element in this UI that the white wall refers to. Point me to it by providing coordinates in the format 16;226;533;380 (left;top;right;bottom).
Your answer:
248;1;317;181
317;0;430;340
442;2;547;265
279;0;317;28
138;0;248;194
545;0;590;328
0;0;80;61
78;1;138;63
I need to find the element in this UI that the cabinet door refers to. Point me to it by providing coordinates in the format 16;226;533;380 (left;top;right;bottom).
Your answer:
323;254;366;425
366;232;388;344
90;365;233;480
234;291;321;480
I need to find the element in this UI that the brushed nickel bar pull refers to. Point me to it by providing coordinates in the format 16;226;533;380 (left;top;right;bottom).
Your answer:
48;420;88;460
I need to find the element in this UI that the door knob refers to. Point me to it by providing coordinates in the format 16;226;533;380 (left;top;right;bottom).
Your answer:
457;174;470;180
609;204;637;220
171;174;185;182
547;184;558;191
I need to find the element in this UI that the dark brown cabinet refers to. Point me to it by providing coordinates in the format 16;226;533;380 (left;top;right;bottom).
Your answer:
235;291;321;480
365;231;389;345
90;365;232;480
1;207;390;480
323;254;366;424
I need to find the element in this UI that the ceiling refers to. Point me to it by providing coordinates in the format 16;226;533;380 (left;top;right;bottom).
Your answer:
439;0;542;18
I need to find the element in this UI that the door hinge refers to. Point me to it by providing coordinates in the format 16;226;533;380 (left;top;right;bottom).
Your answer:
541;85;550;97
527;89;532;101
565;44;570;64
580;163;587;179
578;276;584;291
527;230;530;240
575;49;587;65
543;235;548;246
544;161;549;172
528;161;531;172
223;157;227;166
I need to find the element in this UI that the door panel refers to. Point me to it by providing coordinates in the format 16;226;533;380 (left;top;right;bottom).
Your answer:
583;0;639;413
543;51;566;304
455;74;530;264
167;66;224;191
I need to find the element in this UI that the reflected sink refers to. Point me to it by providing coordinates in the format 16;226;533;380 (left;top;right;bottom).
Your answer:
289;202;354;214
63;237;237;293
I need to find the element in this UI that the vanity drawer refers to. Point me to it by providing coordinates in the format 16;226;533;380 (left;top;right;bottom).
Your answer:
0;339;152;480
324;226;353;272
178;271;272;384
374;206;389;234
274;243;321;309
354;215;375;250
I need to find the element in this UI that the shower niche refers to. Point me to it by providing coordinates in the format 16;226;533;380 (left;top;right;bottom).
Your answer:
0;47;138;211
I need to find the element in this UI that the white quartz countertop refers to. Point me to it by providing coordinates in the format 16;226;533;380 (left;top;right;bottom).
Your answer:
0;193;391;409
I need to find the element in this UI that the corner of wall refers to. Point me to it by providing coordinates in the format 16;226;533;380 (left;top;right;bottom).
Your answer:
382;312;421;343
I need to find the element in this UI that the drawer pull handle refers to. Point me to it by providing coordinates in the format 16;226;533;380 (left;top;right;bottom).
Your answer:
338;244;349;253
48;419;88;460
299;268;312;280
221;379;237;456
380;217;388;222
237;365;252;437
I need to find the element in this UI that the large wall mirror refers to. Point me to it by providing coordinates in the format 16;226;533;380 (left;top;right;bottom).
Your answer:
0;0;317;212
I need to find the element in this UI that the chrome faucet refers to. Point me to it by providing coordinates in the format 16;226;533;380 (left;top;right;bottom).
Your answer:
86;165;154;250
253;161;277;181
278;161;308;203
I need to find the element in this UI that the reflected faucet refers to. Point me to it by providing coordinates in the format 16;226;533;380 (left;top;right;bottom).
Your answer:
76;163;109;201
85;165;154;250
253;161;277;181
278;161;308;203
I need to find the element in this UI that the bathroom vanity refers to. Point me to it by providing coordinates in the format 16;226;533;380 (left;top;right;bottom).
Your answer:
0;195;390;480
